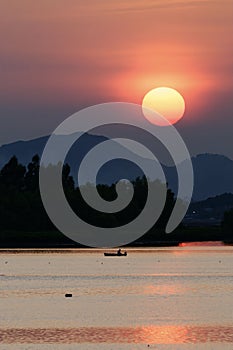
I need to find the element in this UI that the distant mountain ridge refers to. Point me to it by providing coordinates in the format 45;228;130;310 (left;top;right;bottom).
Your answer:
0;135;233;201
191;154;233;200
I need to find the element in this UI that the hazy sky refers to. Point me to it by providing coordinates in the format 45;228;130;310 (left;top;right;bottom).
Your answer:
1;0;233;158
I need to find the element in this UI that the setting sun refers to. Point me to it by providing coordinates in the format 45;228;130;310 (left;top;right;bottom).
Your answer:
142;87;185;126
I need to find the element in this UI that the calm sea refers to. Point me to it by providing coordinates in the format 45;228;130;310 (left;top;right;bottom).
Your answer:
0;244;233;349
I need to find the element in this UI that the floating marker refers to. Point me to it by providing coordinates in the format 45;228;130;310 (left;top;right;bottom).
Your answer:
65;293;72;298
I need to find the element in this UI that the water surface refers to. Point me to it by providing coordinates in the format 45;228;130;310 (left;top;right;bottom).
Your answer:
0;245;233;349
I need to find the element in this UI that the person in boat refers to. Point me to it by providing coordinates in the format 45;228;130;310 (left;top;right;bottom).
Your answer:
117;248;122;255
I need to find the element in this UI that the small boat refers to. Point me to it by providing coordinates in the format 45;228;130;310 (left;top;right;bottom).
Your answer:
104;251;127;257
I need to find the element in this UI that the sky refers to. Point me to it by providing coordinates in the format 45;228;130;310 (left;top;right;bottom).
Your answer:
0;0;233;158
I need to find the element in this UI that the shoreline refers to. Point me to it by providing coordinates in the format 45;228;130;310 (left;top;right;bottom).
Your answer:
0;241;231;254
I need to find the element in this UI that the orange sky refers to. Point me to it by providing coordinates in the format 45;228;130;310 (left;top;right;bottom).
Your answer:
0;0;233;156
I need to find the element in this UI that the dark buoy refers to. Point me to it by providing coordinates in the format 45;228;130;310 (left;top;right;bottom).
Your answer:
65;293;72;298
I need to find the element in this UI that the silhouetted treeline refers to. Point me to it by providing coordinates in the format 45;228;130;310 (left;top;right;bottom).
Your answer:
222;209;233;234
0;155;175;236
0;155;52;232
1;155;233;247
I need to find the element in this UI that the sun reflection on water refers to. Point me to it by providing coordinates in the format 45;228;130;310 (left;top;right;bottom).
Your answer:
1;325;233;344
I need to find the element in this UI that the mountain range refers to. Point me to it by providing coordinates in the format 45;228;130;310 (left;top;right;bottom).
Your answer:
0;134;232;201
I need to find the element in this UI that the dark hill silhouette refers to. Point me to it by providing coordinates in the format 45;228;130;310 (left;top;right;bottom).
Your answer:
0;135;233;201
185;193;233;225
191;192;233;210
